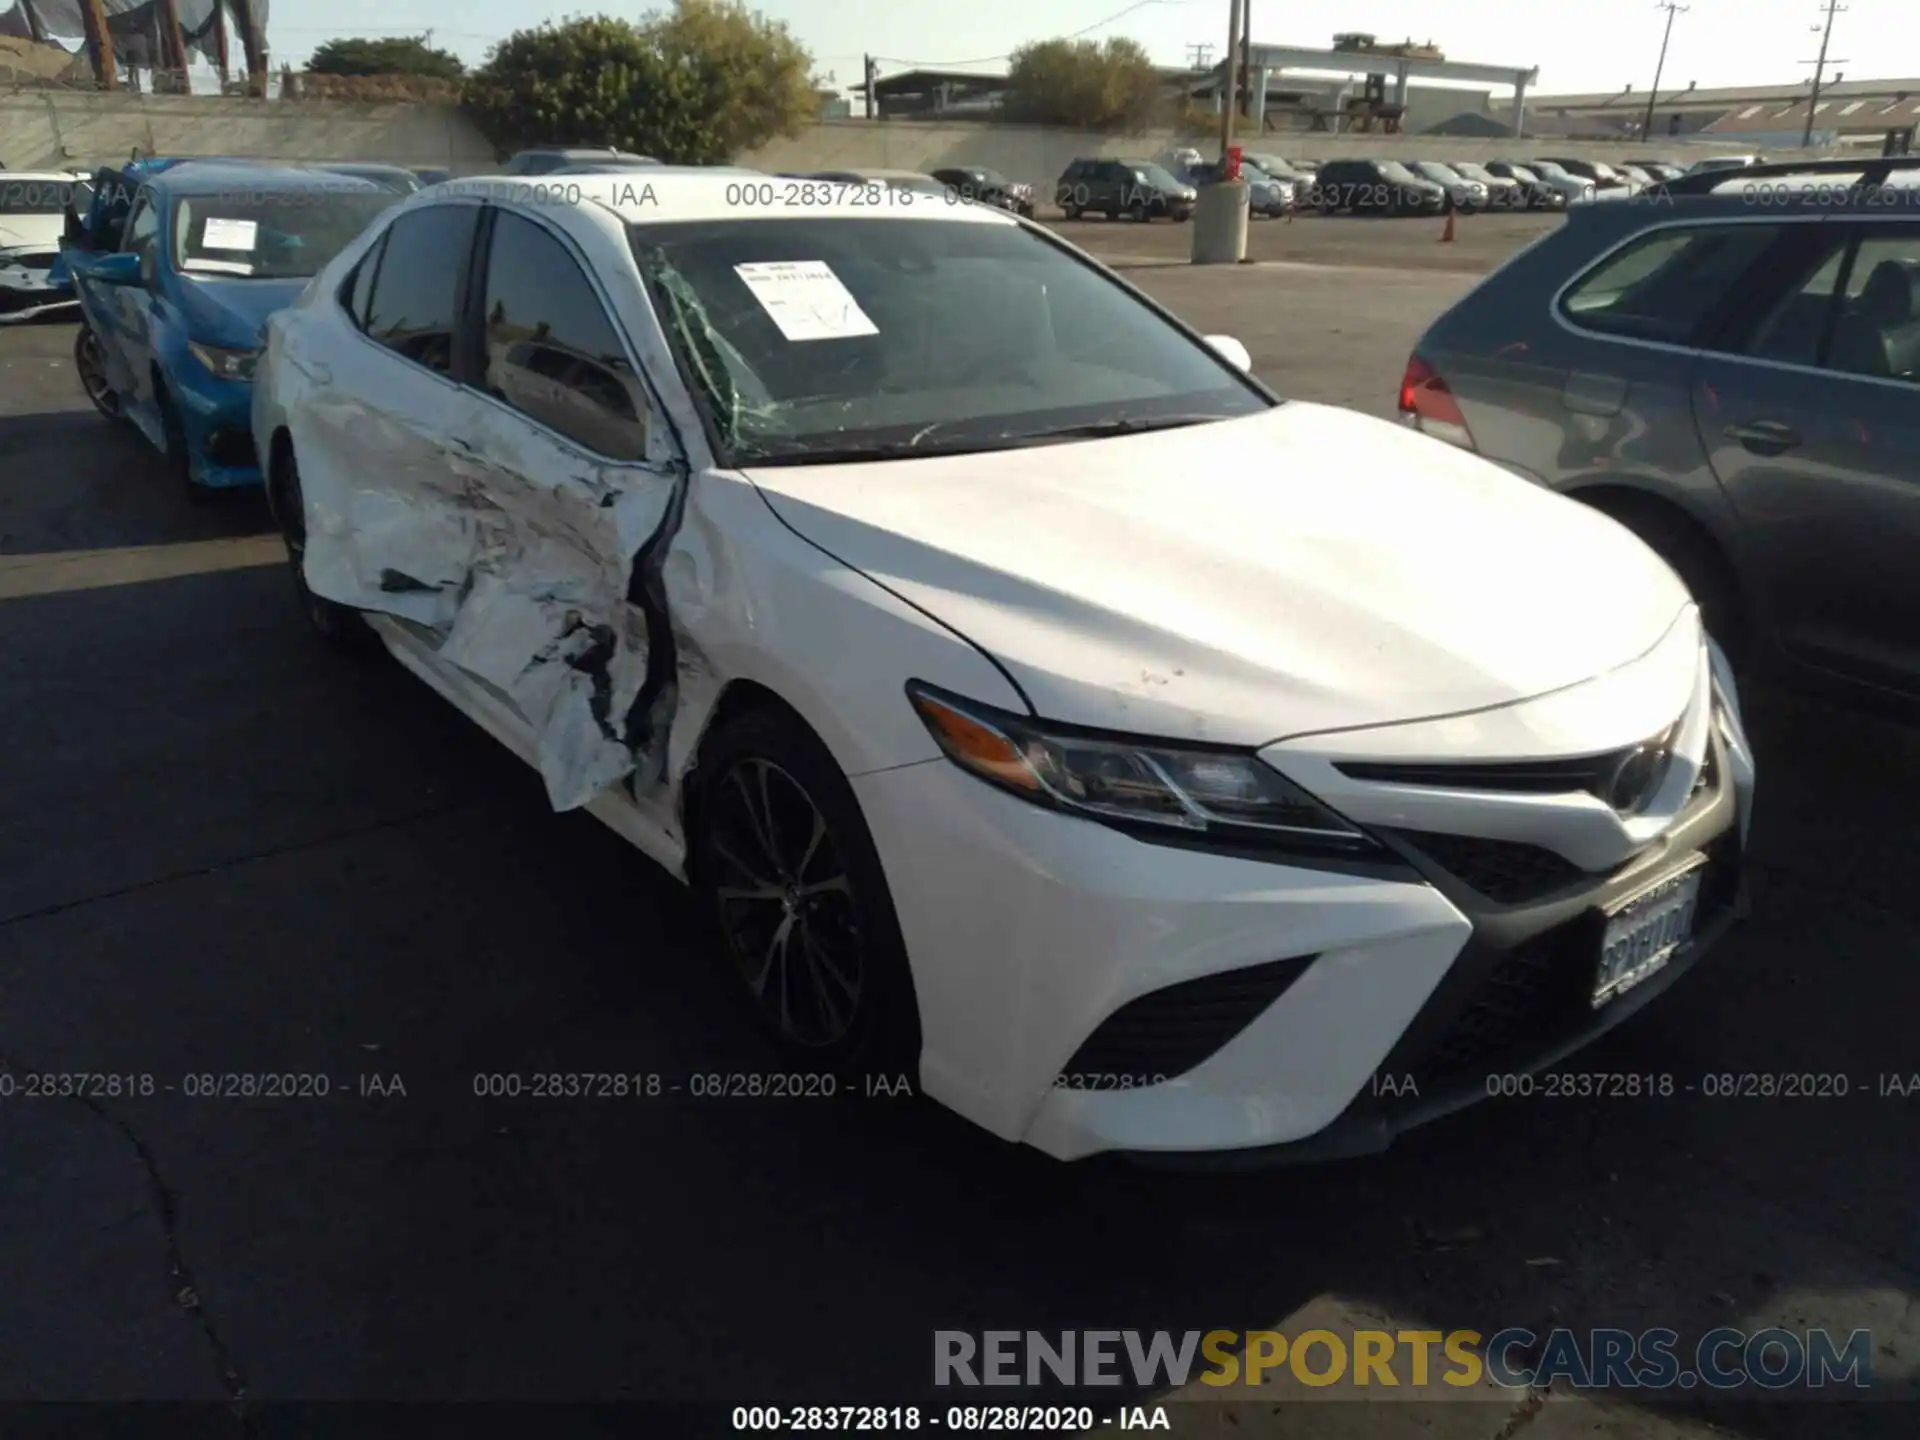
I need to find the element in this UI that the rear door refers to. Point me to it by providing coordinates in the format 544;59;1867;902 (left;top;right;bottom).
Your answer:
286;198;488;626
1689;219;1920;692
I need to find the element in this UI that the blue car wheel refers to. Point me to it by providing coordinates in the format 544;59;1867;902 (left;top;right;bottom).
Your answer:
74;326;119;419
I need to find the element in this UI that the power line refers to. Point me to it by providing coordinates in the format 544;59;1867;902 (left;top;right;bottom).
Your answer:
871;0;1187;70
1800;0;1847;146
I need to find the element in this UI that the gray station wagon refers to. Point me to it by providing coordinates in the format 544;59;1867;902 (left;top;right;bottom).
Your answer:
1400;157;1920;700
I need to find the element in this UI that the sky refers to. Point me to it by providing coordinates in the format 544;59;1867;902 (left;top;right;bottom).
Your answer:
253;0;1913;97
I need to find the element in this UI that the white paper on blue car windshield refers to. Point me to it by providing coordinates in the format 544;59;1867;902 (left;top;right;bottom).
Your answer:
201;217;258;251
733;260;878;342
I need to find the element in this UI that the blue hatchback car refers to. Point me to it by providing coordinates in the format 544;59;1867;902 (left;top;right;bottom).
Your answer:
65;162;398;497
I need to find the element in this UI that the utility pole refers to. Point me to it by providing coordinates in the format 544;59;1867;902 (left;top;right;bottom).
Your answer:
1641;1;1687;143
1218;0;1241;161
864;53;878;120
1801;0;1847;147
79;0;117;89
1186;43;1213;69
1238;0;1252;120
213;0;230;89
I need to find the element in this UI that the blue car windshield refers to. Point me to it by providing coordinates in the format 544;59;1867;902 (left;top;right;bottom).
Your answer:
170;190;395;280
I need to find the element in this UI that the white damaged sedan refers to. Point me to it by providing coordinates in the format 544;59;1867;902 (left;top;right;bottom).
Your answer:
253;172;1755;1162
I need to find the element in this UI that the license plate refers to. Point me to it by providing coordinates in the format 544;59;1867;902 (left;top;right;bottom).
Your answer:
1593;855;1706;1007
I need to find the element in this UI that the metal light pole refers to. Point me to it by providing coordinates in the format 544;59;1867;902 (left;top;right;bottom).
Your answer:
1641;1;1687;143
1802;0;1847;147
1219;0;1242;162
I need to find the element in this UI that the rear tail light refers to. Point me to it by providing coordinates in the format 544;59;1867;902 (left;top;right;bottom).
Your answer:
1398;353;1477;451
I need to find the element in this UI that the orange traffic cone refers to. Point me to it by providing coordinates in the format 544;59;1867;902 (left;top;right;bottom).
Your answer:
1440;210;1456;243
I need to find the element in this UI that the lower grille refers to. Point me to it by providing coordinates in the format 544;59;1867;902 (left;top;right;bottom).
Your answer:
206;428;258;468
1394;830;1586;905
1059;954;1317;1087
1408;925;1590;1090
1407;834;1741;1094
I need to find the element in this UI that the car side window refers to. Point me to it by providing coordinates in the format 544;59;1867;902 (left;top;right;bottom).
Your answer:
362;204;477;375
1824;230;1920;383
342;232;387;332
124;195;158;258
479;209;649;461
1561;224;1787;345
1739;238;1850;367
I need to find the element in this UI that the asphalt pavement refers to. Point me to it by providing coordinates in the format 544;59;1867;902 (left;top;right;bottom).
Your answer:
1;247;1916;1439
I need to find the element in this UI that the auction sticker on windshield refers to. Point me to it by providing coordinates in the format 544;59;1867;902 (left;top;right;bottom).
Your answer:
201;218;258;251
734;260;878;342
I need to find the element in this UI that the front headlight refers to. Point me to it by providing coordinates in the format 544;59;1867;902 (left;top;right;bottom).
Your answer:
187;341;258;381
907;682;1379;852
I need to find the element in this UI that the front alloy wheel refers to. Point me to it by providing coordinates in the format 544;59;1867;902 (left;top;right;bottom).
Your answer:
74;326;119;418
694;711;920;1073
708;756;864;1049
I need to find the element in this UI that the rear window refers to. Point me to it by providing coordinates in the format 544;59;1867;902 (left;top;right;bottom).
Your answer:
1560;223;1787;344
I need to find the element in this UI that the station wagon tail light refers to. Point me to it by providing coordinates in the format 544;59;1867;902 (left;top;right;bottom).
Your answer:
1398;353;1475;452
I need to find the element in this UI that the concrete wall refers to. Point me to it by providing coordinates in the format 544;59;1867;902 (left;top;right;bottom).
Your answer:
0;89;1839;180
0;89;494;171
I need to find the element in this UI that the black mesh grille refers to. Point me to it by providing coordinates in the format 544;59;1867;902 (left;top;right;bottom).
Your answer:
1395;830;1587;905
206;429;258;468
1407;926;1591;1090
1407;834;1741;1094
1060;954;1318;1086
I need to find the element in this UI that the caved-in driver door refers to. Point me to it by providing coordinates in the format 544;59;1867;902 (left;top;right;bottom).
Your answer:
432;205;685;812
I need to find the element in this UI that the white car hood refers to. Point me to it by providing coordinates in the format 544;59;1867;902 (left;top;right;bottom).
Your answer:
745;403;1690;746
0;215;63;252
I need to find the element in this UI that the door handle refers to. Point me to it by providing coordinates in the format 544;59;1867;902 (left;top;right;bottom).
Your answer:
1724;421;1801;455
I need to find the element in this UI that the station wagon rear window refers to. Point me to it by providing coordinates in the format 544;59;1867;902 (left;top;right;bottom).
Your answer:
1560;223;1787;344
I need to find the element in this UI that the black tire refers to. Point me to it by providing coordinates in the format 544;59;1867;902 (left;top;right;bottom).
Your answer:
1586;493;1751;674
74;325;121;419
1128;198;1149;222
271;443;378;653
689;707;922;1078
1061;203;1081;220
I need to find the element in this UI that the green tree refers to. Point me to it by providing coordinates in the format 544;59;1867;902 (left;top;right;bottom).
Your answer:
1002;37;1162;131
463;3;815;165
308;35;466;80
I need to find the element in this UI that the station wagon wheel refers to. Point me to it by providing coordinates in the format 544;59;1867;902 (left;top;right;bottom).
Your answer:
693;710;920;1076
73;326;119;418
273;446;376;653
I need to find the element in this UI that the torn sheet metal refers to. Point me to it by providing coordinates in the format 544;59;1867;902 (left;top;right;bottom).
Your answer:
296;393;680;813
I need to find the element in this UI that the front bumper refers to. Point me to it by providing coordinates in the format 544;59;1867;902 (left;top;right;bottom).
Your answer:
172;365;263;488
853;634;1751;1163
0;255;77;324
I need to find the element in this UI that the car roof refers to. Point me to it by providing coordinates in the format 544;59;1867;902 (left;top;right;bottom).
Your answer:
459;171;1017;226
144;162;389;196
